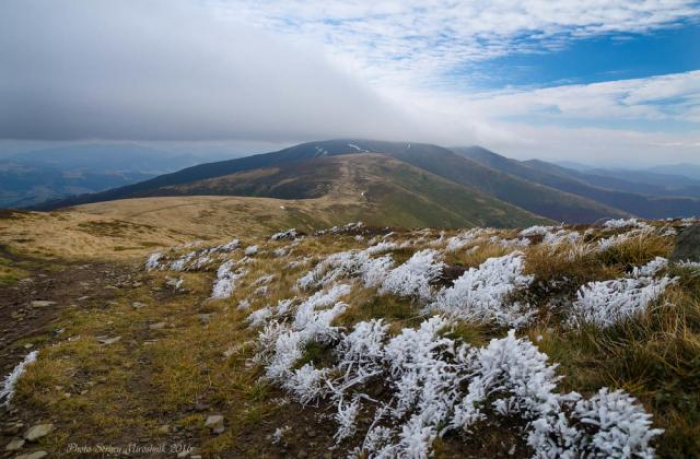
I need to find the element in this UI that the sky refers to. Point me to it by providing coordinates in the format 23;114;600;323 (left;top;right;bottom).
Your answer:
0;0;699;165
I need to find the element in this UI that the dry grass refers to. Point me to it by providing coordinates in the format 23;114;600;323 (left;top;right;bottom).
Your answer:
8;220;700;457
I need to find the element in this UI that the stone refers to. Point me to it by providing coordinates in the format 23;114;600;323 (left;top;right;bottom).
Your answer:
15;452;48;459
5;438;24;451
204;415;224;434
671;224;700;262
198;314;212;325
149;322;166;330
3;422;24;435
29;301;55;308
132;302;146;310
24;424;54;442
97;336;122;345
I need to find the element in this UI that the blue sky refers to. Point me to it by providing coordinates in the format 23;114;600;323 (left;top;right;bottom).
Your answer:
1;0;699;165
459;23;700;90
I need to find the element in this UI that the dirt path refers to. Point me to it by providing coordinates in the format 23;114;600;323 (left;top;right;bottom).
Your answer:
0;246;140;379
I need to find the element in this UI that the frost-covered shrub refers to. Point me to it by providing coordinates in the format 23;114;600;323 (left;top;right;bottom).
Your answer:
597;233;632;251
0;350;38;407
632;257;668;278
296;246;396;291
244;245;259;256
259;284;351;380
284;364;330;406
365;242;397;255
360;255;394;288
677;260;700;270
603;218;650;231
145;252;162;270
211;260;246;299
570;388;663;458
429;252;535;328
569;259;675;328
452;330;560;431
520;225;557;237
334;398;361;442
380;250;443;301
542;229;581;247
445;228;491;252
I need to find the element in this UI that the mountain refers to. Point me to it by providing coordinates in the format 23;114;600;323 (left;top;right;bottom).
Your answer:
116;153;551;229
646;163;700;182
455;146;700;219
35;139;627;223
0;144;206;208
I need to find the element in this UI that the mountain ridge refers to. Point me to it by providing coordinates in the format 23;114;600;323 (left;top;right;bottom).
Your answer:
33;139;629;223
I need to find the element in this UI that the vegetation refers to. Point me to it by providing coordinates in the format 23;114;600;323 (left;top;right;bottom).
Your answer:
4;217;700;456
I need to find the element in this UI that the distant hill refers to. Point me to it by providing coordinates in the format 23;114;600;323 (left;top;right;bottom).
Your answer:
646;163;700;182
10;143;201;174
455;146;700;219
1;144;204;208
35;139;628;223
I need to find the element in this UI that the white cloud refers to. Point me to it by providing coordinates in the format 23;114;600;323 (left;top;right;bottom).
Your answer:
1;0;698;166
212;0;700;86
466;70;700;122
0;0;416;141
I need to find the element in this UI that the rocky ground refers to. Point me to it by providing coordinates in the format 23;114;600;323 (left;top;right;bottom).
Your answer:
0;247;140;458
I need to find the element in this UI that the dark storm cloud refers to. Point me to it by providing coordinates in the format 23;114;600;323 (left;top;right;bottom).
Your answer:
0;0;413;141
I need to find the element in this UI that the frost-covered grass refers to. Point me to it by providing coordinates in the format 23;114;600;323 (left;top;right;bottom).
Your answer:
0;350;38;407
148;219;686;456
22;218;699;457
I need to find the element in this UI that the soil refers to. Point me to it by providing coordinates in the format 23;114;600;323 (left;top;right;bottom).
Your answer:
0;245;139;380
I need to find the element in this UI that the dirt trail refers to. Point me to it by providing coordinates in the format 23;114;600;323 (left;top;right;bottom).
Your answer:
0;246;139;377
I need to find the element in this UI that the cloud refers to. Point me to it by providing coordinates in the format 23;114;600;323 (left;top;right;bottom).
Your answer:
214;0;700;86
466;70;700;122
0;0;417;141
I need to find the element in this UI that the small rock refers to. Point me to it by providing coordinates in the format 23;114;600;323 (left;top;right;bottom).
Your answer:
198;314;212;325
5;437;24;451
97;336;122;345
149;322;166;330
29;301;55;308
24;424;54;442
23;343;33;349
204;415;224;434
132;302;146;310
3;422;24;435
671;224;700;262
193;402;208;412
15;451;48;459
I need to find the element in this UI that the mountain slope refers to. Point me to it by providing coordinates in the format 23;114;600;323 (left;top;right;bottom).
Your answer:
455;146;700;219
149;153;552;228
528;160;700;198
36;139;627;223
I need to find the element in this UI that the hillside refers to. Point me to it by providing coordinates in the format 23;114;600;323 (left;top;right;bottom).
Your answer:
0;153;549;261
2;214;699;457
36;139;628;224
456;146;700;219
151;154;551;229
